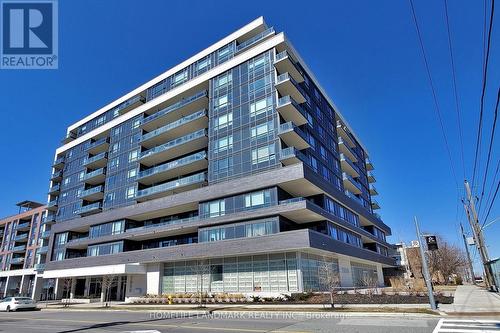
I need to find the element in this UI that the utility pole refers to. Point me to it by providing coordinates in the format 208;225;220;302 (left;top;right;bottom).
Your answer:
464;180;495;290
414;216;437;310
460;222;475;285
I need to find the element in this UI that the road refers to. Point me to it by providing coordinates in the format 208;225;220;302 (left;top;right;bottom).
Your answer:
0;310;497;333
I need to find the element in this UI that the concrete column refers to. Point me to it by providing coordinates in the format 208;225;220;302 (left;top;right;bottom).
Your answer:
31;276;43;300
69;278;76;299
376;264;384;287
338;257;353;288
116;277;122;300
146;263;161;295
54;278;64;299
19;275;25;296
84;277;90;297
100;277;105;302
296;252;304;292
3;276;10;297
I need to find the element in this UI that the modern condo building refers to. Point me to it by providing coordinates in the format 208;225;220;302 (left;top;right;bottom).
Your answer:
42;17;393;301
0;201;49;299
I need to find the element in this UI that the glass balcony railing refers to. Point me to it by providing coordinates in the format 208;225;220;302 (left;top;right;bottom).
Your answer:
16;222;30;229
141;109;207;142
280;147;307;163
277;95;308;117
10;257;25;264
34;263;46;271
83;152;108;165
78;185;103;198
236;27;275;52
279;197;306;205
52;156;64;166
37;246;49;254
14;233;28;241
110;94;145;115
82;168;106;181
343;172;362;192
48;184;60;193
278;121;308;140
277;72;306;93
12;245;26;252
51;170;62;180
87;137;109;151
142;90;208;125
75;202;102;215
67;236;89;243
275;50;290;62
140;129;207;160
340;153;360;175
42;213;56;224
126;216;200;233
41;230;51;238
136;172;207;199
138;151;207;180
47;199;58;207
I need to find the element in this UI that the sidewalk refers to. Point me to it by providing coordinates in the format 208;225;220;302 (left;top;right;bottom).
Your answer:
439;285;500;314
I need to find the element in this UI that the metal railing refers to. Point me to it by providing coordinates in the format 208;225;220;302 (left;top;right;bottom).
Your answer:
138;151;207;180
140;129;207;160
236;27;275;52
135;172;207;198
141;109;207;142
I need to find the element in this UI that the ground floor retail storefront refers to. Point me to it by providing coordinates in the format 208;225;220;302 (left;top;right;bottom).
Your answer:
42;251;385;301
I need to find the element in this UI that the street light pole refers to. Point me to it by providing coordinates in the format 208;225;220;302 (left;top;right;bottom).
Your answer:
414;216;437;310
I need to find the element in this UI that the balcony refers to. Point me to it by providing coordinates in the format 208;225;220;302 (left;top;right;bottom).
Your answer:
111;94;145;116
345;190;364;206
338;137;358;163
82;167;106;185
138;151;208;185
370;184;378;196
274;50;304;83
367;171;376;183
83;152;108;168
16;222;30;230
136;172;207;202
371;200;381;210
278;122;310;150
78;185;104;201
42;213;56;224
276;96;307;126
37;246;49;254
365;157;374;171
14;233;28;242
275;73;306;103
40;230;51;239
336;121;355;148
142;90;208;132
47;199;58;211
52;156;65;169
34;263;45;271
280;147;307;166
12;245;26;252
343;172;362;195
50;170;63;181
140;129;208;167
340;153;360;178
48;184;60;195
87;137;109;154
75;202;102;216
61;131;77;144
10;257;25;264
141;109;208;149
236;27;275;53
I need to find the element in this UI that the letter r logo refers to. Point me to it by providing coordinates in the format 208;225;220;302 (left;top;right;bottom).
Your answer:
2;2;53;54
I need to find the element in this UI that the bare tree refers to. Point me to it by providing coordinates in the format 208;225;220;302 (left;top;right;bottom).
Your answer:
426;236;467;284
190;260;211;307
62;277;73;307
100;275;118;307
358;274;379;296
318;259;341;308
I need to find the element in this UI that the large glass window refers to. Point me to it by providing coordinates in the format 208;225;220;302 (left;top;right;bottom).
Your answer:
199;219;278;243
89;220;125;239
251;144;275;165
87;241;123;257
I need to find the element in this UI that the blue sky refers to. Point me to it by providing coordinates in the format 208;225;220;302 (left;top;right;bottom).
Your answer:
0;0;498;270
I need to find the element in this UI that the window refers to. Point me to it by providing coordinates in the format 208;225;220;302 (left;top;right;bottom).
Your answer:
215;157;232;172
251;144;275;164
248;55;265;71
111;143;120;154
172;70;188;87
250;97;270;116
218;44;232;62
196;57;210;73
78;171;85;181
251;121;273;138
127;169;137;179
202;199;225;218
63;177;70;185
215;95;228;109
132;118;141;129
105;192;115;204
87;241;123;257
113;126;122;136
310;156;318;172
216;73;231;87
216;135;233;152
109;157;120;170
126;186;136;199
245;191;265;208
214;112;233;130
128;149;139;162
96;115;105;126
320;146;327;160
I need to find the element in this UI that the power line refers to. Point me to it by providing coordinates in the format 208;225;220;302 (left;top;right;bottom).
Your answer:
472;0;496;191
480;160;500;219
482;178;499;225
478;88;500;213
444;0;466;179
408;0;459;188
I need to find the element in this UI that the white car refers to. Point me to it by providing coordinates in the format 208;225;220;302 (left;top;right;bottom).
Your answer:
0;297;37;312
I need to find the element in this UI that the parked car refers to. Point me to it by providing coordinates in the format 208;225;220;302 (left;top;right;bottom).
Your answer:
0;297;37;312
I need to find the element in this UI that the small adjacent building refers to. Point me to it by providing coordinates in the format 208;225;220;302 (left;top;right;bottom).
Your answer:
0;201;50;299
